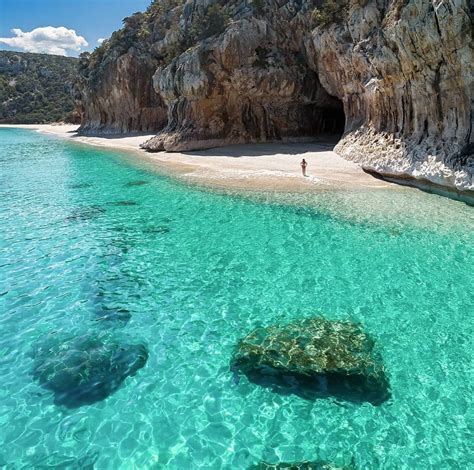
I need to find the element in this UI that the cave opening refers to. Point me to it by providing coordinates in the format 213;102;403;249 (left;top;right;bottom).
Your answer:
312;95;346;141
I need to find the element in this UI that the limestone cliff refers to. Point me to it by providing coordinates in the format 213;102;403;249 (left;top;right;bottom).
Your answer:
75;0;473;193
75;9;169;133
143;1;344;151
308;0;473;192
75;50;166;134
77;0;342;145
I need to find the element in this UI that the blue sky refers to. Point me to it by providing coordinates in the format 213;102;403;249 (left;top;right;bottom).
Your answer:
0;0;151;55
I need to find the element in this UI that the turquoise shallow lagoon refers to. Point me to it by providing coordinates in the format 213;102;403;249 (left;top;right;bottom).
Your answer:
1;128;473;469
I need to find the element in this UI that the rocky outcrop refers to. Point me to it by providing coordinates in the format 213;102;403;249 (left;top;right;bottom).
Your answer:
75;10;170;134
307;0;473;192
75;0;473;193
231;317;390;405
76;51;166;134
143;3;344;151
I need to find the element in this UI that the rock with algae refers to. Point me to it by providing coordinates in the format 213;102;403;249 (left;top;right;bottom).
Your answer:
232;317;389;405
32;333;148;408
250;461;355;470
64;205;106;222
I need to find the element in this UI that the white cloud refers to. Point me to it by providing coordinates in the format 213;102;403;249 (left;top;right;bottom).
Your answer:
0;26;88;56
97;38;106;44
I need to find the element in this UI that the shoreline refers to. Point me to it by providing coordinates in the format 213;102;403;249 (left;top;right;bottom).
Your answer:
0;124;397;194
3;124;473;203
364;169;474;207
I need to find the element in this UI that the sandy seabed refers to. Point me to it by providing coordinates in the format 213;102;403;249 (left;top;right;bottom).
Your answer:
0;124;397;193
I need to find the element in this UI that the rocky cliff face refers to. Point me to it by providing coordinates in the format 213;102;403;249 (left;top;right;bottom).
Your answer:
75;10;169;134
308;0;473;192
75;0;473;193
143;1;345;151
76;50;166;134
77;0;343;145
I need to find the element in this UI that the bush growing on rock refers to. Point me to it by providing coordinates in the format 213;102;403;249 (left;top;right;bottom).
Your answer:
251;0;266;15
311;0;348;28
189;4;230;41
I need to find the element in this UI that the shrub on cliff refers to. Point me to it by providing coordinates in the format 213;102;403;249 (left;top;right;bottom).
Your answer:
159;3;230;65
251;0;265;15
311;0;348;28
163;40;187;65
189;4;230;41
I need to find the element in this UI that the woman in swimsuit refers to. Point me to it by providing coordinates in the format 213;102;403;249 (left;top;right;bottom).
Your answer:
300;158;308;177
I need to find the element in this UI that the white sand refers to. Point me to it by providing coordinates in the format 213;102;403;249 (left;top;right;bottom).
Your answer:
0;124;396;193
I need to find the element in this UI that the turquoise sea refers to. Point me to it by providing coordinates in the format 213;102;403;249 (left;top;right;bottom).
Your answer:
0;128;473;469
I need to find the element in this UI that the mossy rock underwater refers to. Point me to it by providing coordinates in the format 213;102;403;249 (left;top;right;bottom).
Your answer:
249;460;355;470
31;333;148;408
231;317;390;405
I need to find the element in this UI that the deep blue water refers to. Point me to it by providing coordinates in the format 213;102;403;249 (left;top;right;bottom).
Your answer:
0;128;473;469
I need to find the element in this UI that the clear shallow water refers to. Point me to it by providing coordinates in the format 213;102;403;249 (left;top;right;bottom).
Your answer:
0;128;473;469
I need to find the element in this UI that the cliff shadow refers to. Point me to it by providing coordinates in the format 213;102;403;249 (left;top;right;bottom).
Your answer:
179;97;346;158
181;139;342;158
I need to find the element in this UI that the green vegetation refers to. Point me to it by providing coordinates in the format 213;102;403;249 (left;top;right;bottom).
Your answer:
163;38;187;66
251;0;265;15
188;4;230;42
0;51;78;124
81;0;185;78
161;3;230;65
252;46;271;68
82;0;231;75
311;0;348;28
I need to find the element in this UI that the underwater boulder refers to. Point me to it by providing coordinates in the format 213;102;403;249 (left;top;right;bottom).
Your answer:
95;306;132;324
69;182;92;189
143;226;170;234
65;205;105;222
231;317;389;405
109;200;138;206
249;461;355;470
32;334;148;408
125;180;149;187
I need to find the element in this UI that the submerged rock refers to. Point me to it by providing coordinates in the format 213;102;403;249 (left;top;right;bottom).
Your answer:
231;317;389;405
250;461;355;470
32;334;148;408
110;200;138;206
125;180;149;187
69;182;92;189
95;306;132;324
143;225;170;234
65;205;105;222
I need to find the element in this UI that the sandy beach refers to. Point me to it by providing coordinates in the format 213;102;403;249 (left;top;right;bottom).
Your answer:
0;124;396;193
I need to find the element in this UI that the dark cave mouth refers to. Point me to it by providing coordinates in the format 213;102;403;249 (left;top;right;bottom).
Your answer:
312;98;346;140
297;96;346;144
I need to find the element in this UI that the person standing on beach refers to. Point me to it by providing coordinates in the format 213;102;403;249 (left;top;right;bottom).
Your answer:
300;158;308;177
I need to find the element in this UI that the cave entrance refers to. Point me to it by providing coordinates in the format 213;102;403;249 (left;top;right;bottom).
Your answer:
312;94;346;141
